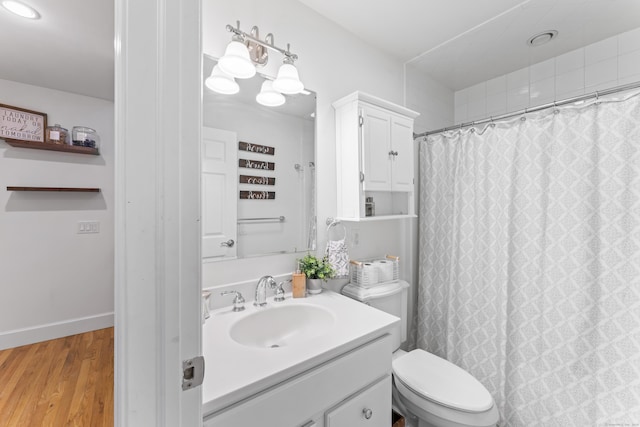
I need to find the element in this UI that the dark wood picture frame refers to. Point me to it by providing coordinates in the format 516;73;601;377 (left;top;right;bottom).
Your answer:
0;103;47;143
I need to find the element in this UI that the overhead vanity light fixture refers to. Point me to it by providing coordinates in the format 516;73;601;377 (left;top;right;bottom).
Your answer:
211;21;305;106
205;65;240;95
1;0;40;19
527;30;558;47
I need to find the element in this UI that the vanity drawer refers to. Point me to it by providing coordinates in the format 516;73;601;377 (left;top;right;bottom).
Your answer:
204;334;391;427
326;375;391;427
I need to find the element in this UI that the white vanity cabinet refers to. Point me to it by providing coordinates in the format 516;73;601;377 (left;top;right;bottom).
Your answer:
325;375;391;426
333;91;419;221
203;335;392;427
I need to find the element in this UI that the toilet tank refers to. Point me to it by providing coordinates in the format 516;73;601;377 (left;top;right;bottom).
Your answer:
342;281;409;351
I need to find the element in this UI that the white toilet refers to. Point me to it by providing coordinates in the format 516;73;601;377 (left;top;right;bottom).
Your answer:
342;281;500;427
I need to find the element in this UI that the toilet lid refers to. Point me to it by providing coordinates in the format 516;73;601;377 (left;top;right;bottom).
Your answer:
392;349;494;413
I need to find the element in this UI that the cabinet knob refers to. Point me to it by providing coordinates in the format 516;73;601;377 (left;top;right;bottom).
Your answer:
362;408;373;419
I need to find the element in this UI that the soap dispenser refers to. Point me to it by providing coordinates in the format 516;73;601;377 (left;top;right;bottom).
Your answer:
292;267;306;298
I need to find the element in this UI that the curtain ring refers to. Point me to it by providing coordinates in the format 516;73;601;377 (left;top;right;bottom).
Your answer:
595;91;601;105
553;101;559;115
489;116;496;128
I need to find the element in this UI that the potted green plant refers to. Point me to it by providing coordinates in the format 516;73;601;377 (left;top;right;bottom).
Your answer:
298;253;335;294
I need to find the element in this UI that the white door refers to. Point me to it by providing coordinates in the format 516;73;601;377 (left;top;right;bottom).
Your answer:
115;0;203;425
202;127;237;260
390;116;414;191
361;105;392;191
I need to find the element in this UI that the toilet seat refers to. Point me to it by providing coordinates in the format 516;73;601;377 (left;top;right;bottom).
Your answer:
392;349;494;413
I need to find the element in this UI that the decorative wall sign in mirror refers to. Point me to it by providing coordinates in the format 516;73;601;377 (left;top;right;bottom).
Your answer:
202;55;316;260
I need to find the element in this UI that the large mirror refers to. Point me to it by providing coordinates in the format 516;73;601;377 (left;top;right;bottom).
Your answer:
202;55;316;260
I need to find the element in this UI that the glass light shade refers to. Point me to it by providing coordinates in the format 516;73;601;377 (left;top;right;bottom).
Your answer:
218;40;256;79
205;65;239;95
256;80;285;107
272;63;304;95
1;0;40;19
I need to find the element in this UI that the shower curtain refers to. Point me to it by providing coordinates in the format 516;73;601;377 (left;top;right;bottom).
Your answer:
416;92;640;426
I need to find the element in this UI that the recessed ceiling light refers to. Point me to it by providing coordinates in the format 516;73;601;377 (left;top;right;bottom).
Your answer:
1;0;40;19
527;30;558;47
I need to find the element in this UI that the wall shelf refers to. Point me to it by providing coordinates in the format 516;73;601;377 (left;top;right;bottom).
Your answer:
4;139;99;155
7;186;101;193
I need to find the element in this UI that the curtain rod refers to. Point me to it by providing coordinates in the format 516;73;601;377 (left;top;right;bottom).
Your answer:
414;80;640;139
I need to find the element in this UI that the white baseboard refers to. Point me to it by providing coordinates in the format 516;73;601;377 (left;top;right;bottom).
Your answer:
0;312;114;350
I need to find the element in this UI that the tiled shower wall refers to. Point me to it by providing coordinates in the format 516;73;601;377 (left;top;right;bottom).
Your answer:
454;27;640;124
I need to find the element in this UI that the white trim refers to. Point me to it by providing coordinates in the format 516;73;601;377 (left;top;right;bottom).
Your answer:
0;312;114;350
115;0;202;425
332;91;420;118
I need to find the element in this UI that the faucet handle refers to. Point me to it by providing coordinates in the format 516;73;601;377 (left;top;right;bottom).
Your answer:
273;280;290;302
220;290;246;312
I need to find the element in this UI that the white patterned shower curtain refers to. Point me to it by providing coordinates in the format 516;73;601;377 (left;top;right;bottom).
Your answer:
416;91;640;426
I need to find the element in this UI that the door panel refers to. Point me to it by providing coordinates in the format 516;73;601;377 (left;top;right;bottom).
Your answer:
202;127;237;259
361;105;391;191
390;116;414;191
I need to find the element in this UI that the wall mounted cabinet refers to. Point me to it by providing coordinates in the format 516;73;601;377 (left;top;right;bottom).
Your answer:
333;92;419;221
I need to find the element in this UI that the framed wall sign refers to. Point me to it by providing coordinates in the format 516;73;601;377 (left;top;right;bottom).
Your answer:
239;159;275;171
0;103;47;143
239;175;276;186
240;191;276;200
239;141;275;156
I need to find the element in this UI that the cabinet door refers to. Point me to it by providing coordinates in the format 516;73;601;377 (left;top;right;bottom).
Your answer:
325;376;391;427
361;105;392;191
390;116;414;192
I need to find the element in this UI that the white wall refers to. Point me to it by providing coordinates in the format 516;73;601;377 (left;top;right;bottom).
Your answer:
455;27;640;124
202;0;416;289
405;64;455;135
0;79;114;349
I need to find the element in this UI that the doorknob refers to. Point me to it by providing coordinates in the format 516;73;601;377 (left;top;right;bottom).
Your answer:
220;239;235;248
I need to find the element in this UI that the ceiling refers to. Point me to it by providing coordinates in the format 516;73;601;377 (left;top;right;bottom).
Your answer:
0;0;113;100
298;0;640;90
0;0;638;99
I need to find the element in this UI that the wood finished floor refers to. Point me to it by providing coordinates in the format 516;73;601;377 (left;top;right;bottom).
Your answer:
0;327;114;427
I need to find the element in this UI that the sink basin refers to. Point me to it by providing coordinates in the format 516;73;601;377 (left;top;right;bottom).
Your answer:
229;304;335;349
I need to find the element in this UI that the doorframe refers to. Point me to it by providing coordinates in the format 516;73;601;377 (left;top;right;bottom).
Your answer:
114;0;203;425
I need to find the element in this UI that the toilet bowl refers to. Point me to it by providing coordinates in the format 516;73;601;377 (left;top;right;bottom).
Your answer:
342;282;499;427
392;349;499;427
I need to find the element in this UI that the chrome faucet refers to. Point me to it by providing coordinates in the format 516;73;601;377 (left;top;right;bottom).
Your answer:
254;275;277;307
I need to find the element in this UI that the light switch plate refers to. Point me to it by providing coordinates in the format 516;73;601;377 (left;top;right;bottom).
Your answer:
78;221;100;234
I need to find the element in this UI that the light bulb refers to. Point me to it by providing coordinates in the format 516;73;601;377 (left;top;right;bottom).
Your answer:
272;62;304;95
256;80;285;107
205;65;239;95
218;38;256;79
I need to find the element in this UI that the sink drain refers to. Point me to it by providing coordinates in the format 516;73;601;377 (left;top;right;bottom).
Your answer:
269;344;280;348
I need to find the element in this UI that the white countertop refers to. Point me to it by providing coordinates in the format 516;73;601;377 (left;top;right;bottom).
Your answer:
202;290;399;417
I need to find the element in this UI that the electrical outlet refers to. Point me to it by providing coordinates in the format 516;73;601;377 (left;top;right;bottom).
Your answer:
78;221;100;234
